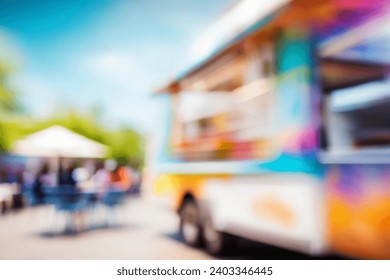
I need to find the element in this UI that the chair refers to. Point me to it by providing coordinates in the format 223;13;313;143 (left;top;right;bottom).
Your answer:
43;186;59;205
44;186;89;234
102;190;126;207
101;190;127;227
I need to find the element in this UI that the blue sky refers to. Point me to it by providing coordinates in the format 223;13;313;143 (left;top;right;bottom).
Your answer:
0;0;230;132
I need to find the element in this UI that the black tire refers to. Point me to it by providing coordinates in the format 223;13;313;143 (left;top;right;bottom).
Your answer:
179;199;203;247
203;215;238;256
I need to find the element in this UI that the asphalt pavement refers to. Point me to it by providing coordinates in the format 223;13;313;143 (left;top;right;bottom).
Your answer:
0;197;345;260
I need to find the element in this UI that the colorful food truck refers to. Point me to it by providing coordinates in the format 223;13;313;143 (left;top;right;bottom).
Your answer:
149;0;390;258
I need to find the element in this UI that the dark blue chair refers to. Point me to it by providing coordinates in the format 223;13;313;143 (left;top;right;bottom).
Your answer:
101;190;127;227
22;187;38;206
102;190;127;207
44;186;89;234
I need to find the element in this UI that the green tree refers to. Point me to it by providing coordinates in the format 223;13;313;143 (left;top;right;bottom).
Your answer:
0;61;22;152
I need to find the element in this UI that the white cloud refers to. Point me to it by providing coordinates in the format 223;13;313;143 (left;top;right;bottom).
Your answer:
84;50;148;92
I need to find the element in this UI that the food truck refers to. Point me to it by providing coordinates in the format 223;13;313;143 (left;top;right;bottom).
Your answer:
149;0;390;258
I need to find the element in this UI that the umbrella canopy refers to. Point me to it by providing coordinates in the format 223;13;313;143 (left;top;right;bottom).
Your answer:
12;125;108;158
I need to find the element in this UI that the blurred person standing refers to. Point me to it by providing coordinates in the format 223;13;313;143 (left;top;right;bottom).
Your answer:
129;168;142;194
73;165;93;190
58;159;77;189
32;163;51;204
22;162;35;190
107;159;131;191
12;170;25;210
92;161;110;194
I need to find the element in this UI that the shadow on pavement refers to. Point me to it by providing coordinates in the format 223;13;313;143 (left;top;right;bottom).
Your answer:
163;231;348;260
163;231;184;243
227;239;348;260
38;223;140;238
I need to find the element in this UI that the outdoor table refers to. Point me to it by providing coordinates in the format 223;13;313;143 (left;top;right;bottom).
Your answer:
0;183;17;213
42;186;128;234
43;186;93;234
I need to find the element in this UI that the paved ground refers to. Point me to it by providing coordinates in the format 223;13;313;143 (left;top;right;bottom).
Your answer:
0;197;344;260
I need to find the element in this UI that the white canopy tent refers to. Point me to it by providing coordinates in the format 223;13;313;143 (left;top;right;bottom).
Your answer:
12;125;108;158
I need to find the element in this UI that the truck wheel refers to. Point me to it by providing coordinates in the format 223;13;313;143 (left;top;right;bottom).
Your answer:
203;216;238;256
180;200;202;247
